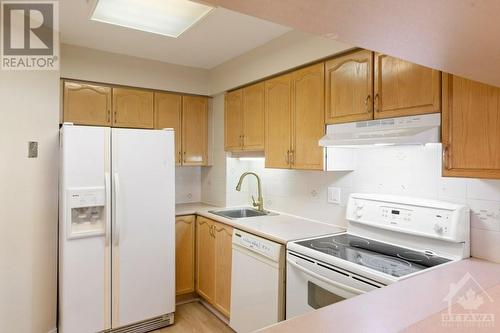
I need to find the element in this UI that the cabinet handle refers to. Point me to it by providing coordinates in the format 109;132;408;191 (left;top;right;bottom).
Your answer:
183;151;186;163
178;151;182;164
290;149;295;165
107;109;111;123
443;144;451;170
365;95;371;113
286;150;290;164
374;93;380;113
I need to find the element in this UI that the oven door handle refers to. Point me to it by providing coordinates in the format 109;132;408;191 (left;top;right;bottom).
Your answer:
287;258;366;295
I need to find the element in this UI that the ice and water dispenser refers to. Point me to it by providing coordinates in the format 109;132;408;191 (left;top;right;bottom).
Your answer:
66;187;106;239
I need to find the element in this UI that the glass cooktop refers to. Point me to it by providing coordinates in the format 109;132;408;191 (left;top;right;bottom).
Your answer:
295;233;451;278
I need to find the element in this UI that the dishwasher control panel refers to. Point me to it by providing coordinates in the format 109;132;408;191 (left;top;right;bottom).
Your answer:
233;230;283;262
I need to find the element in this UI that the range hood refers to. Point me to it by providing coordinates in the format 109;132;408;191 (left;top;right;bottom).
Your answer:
319;113;441;147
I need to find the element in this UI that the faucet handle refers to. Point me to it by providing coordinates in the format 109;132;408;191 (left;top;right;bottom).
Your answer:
251;195;258;207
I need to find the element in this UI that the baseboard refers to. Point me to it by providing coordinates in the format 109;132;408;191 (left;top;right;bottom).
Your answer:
176;292;199;305
199;300;229;325
48;328;58;333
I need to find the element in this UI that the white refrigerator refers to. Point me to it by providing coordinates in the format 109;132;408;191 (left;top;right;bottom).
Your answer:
59;124;175;333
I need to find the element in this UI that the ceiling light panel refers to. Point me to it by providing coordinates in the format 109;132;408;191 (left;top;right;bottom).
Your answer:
90;0;214;38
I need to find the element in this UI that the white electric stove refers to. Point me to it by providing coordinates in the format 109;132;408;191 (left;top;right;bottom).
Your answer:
286;193;470;319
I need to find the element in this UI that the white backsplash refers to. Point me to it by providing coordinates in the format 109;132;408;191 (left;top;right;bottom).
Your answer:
225;144;500;262
175;166;202;204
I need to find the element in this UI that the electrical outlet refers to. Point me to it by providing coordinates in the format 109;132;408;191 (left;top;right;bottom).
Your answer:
328;187;341;204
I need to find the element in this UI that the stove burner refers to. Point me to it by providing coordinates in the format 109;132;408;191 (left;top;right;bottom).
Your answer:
332;237;370;248
310;241;340;255
397;251;429;262
361;254;412;269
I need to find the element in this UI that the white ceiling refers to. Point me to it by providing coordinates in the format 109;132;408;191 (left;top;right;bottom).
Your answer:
59;1;291;69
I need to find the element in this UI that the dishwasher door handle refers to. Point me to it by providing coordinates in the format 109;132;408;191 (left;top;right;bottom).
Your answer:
287;258;366;295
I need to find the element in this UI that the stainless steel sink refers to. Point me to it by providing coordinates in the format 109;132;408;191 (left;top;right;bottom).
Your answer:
209;208;271;219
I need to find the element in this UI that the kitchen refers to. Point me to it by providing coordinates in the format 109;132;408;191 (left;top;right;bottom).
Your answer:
2;1;500;333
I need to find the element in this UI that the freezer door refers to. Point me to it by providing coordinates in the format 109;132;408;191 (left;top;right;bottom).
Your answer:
59;125;112;333
111;128;175;328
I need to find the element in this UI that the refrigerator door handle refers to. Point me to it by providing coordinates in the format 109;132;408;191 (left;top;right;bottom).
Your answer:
113;172;121;246
105;172;111;246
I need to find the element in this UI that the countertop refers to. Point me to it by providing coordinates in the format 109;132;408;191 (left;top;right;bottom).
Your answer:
175;202;345;244
175;202;221;216
258;258;500;333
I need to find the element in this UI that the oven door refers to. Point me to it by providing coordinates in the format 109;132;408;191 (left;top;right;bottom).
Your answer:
286;252;383;319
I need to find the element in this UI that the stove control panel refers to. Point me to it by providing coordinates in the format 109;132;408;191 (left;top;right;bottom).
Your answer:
347;194;469;243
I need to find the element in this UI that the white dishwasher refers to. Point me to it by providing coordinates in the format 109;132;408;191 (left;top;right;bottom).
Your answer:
230;229;285;333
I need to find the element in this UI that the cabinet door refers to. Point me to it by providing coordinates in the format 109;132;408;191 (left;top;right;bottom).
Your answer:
442;74;500;179
112;88;154;128
325;50;373;124
175;215;195;295
196;217;215;302
374;53;441;119
63;81;111;126
265;74;292;169
213;222;233;318
155;92;182;165
225;89;243;151
292;63;325;170
182;96;208;166
242;82;265;151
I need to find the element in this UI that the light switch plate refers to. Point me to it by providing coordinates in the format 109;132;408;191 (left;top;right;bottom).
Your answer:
328;187;341;204
28;141;38;158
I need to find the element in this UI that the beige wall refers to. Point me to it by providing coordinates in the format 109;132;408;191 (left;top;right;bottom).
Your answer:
61;44;211;95
209;30;352;94
0;71;59;333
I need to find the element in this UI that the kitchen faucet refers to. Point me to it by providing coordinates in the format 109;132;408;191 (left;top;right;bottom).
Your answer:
235;172;264;212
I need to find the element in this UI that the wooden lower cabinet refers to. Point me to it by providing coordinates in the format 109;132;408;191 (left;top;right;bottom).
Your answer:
195;216;233;318
196;217;216;302
213;223;233;317
175;215;195;296
442;74;500;179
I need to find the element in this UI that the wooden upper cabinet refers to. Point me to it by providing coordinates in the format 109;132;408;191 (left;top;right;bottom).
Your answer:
155;92;182;165
63;81;112;126
213;222;233;317
175;215;195;296
225;89;244;151
265;74;293;169
374;53;441;119
442;74;500;179
112;88;154;128
325;50;373;124
196;217;215;303
292;63;325;170
242;82;265;151
182;95;208;166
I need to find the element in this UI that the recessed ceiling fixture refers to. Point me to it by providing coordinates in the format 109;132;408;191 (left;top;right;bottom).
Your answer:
90;0;214;38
